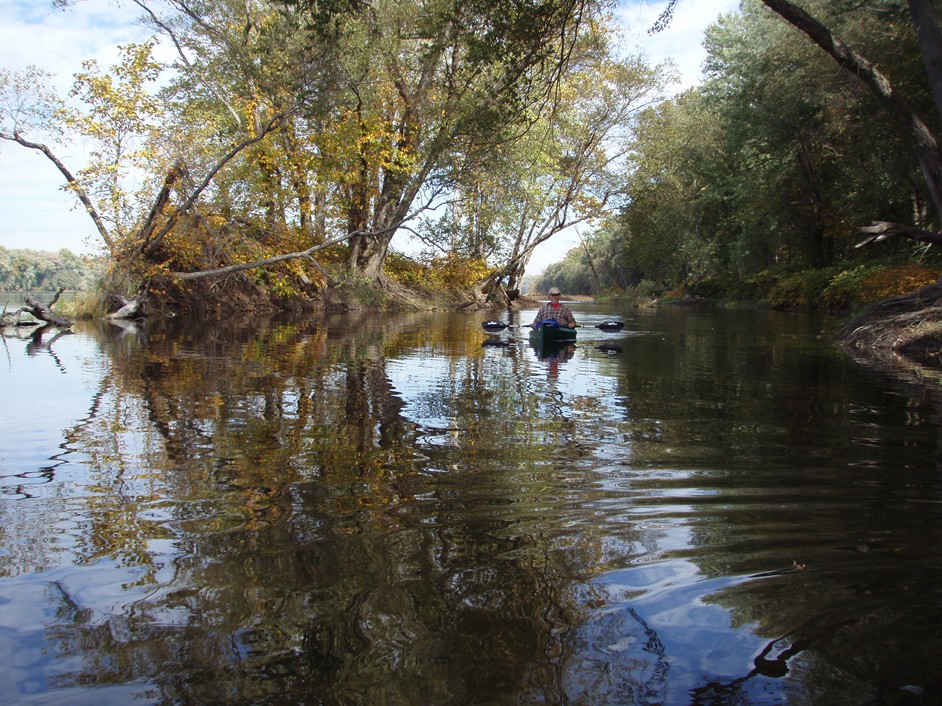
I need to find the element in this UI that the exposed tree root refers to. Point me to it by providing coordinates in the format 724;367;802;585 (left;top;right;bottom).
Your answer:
838;281;942;369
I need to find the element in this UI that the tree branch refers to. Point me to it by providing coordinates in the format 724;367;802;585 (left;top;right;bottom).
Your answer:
0;130;114;251
132;0;244;128
168;232;351;281
138;108;291;257
856;220;942;247
761;0;942;222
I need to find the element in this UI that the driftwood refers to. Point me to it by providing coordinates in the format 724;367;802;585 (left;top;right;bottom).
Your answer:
100;281;149;321
2;289;72;328
107;293;146;320
856;221;942;248
26;324;73;362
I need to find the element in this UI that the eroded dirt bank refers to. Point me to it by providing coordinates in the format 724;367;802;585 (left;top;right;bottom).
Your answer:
838;281;942;370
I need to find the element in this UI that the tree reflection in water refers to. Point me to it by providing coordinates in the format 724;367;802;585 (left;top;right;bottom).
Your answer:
2;307;942;705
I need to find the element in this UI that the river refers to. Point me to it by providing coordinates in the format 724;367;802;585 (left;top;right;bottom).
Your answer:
1;302;940;705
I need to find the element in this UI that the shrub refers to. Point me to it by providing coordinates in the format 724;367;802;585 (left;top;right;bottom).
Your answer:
822;265;879;311
860;264;940;301
767;268;836;309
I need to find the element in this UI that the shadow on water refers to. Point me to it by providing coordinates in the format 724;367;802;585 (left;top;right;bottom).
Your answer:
1;304;942;704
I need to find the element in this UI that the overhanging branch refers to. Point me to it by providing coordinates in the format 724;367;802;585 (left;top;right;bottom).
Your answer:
856;220;942;247
0;130;114;251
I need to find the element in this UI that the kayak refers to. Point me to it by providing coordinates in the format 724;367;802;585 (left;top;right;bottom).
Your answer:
529;319;577;346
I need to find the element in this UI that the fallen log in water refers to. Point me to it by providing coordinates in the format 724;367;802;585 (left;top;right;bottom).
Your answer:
2;289;73;328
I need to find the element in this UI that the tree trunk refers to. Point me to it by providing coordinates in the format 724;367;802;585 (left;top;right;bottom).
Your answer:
107;293;146;320
856;220;942;247
908;0;942;129
349;231;395;283
577;231;601;294
24;290;72;328
0;133;114;252
795;142;828;268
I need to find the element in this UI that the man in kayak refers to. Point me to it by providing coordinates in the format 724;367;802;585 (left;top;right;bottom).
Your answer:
531;287;577;328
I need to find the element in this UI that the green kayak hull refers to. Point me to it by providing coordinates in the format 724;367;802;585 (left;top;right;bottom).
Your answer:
529;323;577;346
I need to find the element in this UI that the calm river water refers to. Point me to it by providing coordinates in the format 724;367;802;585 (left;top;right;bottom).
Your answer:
1;301;941;705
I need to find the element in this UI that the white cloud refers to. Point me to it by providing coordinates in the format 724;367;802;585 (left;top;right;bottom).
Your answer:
616;0;740;90
0;0;152;89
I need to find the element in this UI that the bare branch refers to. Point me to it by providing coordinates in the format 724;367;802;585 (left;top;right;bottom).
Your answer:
169;232;351;281
856;220;942;247
137;161;185;249
0;130;114;251
131;0;244;127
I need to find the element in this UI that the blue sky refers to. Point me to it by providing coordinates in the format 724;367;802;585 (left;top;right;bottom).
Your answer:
0;0;740;271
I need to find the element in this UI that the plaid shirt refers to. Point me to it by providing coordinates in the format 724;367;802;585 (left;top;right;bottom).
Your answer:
532;301;576;328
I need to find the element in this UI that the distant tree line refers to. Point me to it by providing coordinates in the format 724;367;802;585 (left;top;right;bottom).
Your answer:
0;246;98;291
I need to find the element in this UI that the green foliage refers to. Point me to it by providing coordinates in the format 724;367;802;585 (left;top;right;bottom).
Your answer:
428;255;491;291
767;268;837;309
384;253;427;289
331;268;388;308
687;262;942;311
60;40;164;242
820;264;881;311
685;272;770;302
611;0;930;297
386;252;492;293
0;246;99;291
7;0;941;314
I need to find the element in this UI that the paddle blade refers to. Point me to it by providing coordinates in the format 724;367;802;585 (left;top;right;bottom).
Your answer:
596;321;625;332
482;320;509;332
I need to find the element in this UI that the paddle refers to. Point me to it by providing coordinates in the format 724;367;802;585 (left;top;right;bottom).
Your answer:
482;320;535;331
485;320;624;332
595;321;625;332
482;321;546;331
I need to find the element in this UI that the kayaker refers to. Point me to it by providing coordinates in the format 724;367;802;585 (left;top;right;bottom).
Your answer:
531;287;577;328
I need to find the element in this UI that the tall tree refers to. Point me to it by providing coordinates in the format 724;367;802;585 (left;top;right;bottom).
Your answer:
617;0;925;290
656;0;942;232
461;25;669;301
288;0;609;284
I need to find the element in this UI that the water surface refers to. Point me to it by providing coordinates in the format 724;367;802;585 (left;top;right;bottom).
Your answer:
1;303;940;704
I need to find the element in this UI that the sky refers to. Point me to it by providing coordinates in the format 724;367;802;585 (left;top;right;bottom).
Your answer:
0;0;740;271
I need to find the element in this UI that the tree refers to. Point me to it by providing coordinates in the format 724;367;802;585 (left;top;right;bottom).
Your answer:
656;0;942;243
60;41;165;248
463;25;670;301
617;92;723;286
0;40;289;263
2;2;322;309
286;0;610;284
5;0;630;309
700;2;919;269
614;0;929;291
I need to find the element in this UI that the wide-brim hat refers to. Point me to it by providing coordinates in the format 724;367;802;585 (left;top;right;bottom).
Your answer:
548;287;561;295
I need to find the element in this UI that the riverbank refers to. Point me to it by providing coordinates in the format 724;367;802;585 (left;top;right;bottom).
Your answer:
837;281;942;370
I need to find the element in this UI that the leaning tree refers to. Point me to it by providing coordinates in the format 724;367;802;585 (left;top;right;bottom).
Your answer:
655;0;942;249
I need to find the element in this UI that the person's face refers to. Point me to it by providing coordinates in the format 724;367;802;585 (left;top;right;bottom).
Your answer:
550;293;560;301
